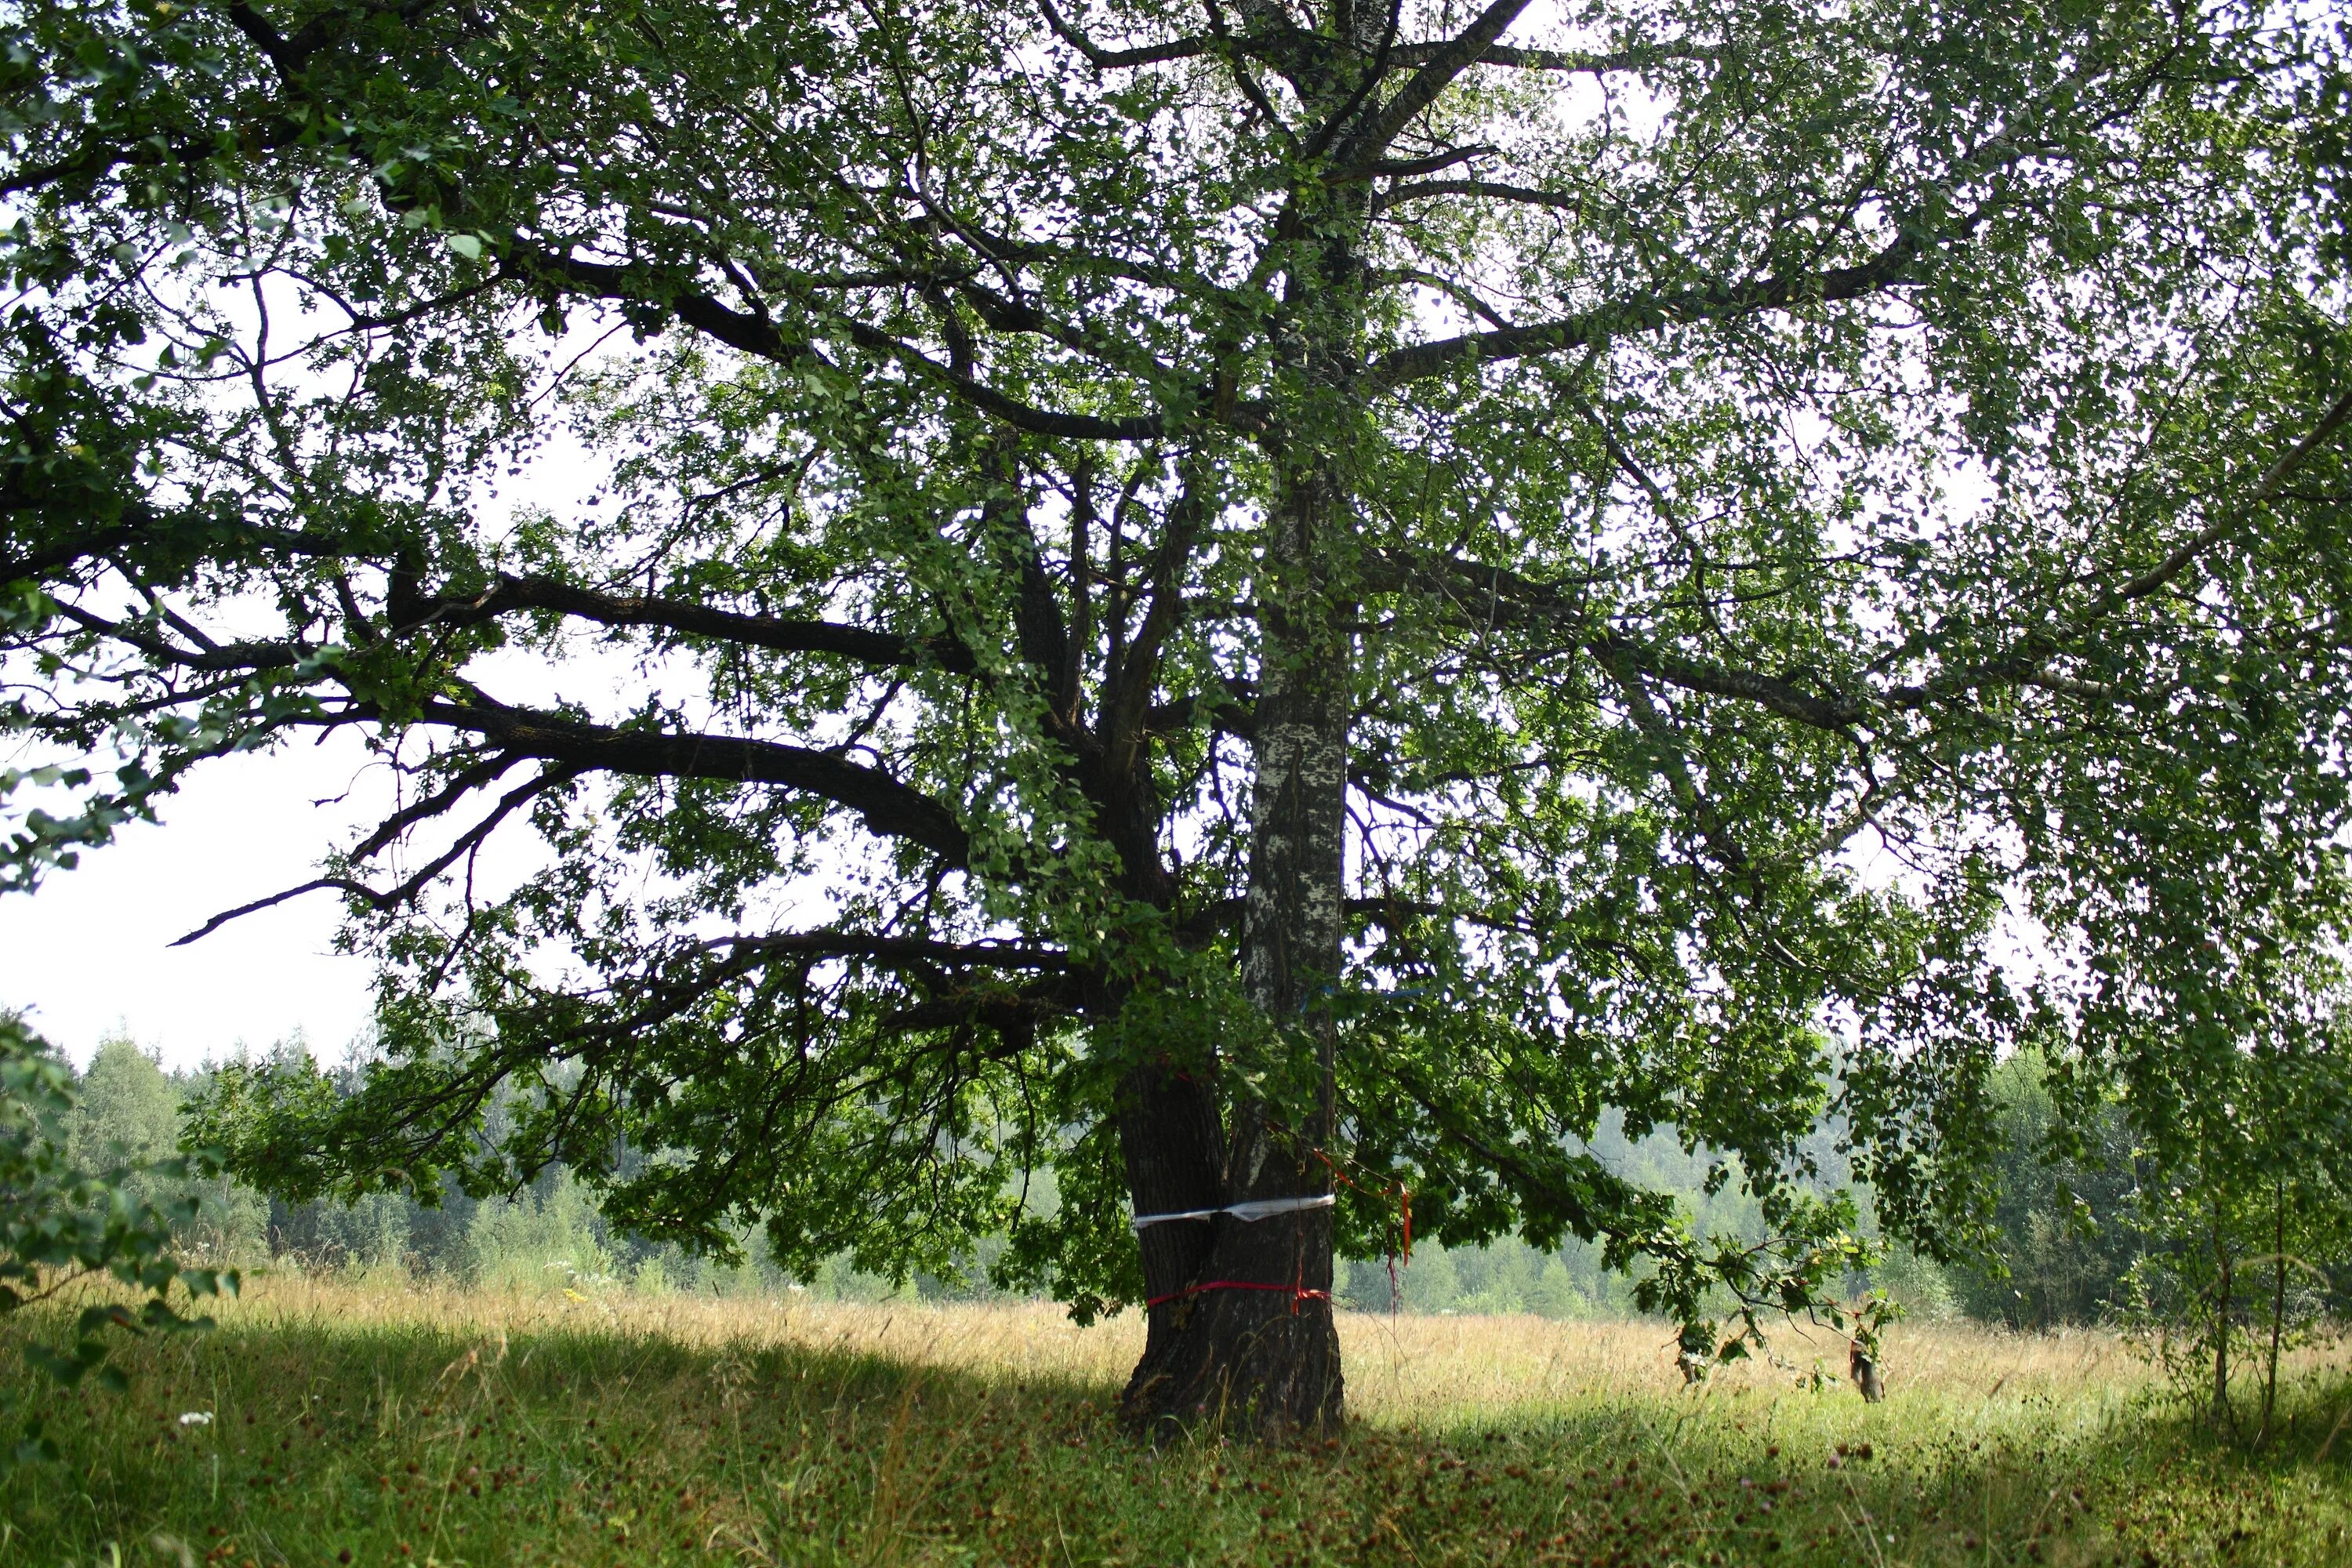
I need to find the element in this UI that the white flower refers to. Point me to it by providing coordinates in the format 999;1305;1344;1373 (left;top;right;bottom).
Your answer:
177;1412;212;1427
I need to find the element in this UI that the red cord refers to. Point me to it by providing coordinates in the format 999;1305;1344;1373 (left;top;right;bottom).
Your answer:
1308;1145;1411;1265
1146;1281;1334;1310
1141;1145;1404;1318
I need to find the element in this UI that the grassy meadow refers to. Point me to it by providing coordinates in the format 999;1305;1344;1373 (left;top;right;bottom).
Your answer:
2;1278;2348;1568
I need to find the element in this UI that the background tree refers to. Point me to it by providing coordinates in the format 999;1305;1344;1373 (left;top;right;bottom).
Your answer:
4;0;2349;1434
0;1014;234;1468
1946;1051;2145;1330
2110;950;2352;1445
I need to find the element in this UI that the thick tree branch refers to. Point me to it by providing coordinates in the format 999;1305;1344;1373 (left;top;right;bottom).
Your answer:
1102;456;1213;767
1335;0;1534;171
419;573;979;673
1596;656;1755;878
1034;0;1212;67
1144;674;1259;740
949;278;1182;387
1380;383;2352;735
41;597;306;673
831;317;1167;441
1389;41;1715;72
710;930;1068;970
1884;383;2352;710
1374;178;1586;214
0;522;142;586
419;700;971;864
1348;145;1498;180
544;257;1163;442
346;751;528;862
1366;230;1927;388
1588;635;1865;734
878;975;1083;1032
2091;384;2352;616
537;256;822;361
1364;545;1865;732
0;505;352;586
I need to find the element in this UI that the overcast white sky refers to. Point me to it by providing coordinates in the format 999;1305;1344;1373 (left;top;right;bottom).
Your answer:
0;725;380;1073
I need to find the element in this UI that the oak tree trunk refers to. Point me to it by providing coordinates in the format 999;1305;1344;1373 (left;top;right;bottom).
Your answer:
1119;112;1368;1435
1119;452;1353;1439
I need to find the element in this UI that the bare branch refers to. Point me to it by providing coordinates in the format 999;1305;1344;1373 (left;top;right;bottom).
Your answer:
172;765;568;946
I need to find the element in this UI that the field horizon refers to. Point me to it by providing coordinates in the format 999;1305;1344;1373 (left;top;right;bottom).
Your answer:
3;1276;2347;1566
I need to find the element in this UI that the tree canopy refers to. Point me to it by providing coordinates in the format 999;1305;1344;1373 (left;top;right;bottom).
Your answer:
4;0;2349;1429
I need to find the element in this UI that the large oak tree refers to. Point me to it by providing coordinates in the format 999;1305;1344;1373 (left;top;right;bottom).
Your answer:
4;0;2348;1432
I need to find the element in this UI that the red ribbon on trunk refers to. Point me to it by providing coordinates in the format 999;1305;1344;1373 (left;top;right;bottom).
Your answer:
1145;1280;1334;1312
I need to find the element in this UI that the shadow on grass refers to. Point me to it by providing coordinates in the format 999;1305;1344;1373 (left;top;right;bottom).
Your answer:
2;1306;2347;1567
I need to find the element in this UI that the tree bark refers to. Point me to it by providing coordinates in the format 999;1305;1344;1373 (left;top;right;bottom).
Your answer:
2261;1179;2285;1448
2212;1211;2235;1432
1116;456;1353;1439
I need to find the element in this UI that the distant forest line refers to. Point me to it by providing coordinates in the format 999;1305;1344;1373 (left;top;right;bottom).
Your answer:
46;1031;2190;1330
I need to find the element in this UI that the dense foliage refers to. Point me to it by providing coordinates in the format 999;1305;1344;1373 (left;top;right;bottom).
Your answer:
4;0;2350;1421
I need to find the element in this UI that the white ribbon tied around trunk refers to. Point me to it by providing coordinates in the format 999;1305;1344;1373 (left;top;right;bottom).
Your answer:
1127;1192;1337;1234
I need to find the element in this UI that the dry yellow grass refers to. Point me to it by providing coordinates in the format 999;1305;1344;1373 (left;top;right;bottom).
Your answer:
202;1271;2164;1424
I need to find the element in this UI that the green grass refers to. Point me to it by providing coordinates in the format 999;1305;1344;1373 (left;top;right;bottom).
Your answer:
2;1283;2347;1568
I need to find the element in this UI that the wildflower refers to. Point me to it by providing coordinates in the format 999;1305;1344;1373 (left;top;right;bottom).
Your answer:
179;1412;214;1427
